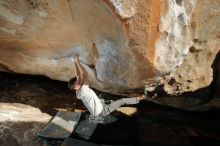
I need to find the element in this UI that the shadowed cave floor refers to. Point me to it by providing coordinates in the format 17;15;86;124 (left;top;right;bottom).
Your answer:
0;72;220;146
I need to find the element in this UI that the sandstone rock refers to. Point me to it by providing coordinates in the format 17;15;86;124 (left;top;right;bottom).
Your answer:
0;103;51;122
109;0;137;19
145;0;220;95
116;107;138;116
0;0;219;96
0;103;51;146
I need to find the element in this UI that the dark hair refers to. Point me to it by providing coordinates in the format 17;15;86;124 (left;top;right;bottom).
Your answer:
68;77;77;89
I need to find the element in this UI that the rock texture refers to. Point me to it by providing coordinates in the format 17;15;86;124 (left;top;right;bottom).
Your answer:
0;103;51;122
0;103;51;146
146;0;220;96
0;0;219;95
1;75;220;146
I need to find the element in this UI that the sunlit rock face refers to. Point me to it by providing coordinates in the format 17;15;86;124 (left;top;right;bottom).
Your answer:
0;103;51;122
0;0;219;95
0;103;51;146
0;0;132;93
146;0;220;95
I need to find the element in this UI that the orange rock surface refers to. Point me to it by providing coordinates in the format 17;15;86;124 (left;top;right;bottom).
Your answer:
0;0;219;95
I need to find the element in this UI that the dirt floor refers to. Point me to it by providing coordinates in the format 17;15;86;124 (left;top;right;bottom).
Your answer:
0;72;220;146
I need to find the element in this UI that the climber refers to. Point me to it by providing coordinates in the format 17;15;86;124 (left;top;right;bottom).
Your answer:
68;54;146;121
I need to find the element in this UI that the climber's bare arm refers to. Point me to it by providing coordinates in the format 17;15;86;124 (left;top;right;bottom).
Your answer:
73;54;89;85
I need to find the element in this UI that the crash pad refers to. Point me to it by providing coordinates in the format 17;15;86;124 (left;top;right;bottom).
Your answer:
72;112;137;145
37;111;81;140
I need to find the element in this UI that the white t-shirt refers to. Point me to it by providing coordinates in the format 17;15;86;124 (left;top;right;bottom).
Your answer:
76;85;103;116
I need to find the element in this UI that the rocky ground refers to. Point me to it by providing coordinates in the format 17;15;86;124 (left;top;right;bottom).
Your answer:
0;72;220;146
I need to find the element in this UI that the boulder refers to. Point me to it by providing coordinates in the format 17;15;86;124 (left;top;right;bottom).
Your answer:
0;103;51;146
0;0;219;95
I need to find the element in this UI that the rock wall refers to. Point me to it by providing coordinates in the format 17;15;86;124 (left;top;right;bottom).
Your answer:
0;0;219;95
146;0;220;96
